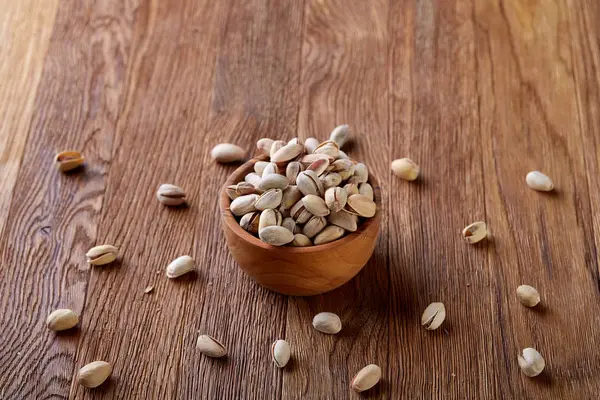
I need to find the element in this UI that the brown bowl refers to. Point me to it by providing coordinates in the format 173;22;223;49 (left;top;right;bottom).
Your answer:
219;158;381;296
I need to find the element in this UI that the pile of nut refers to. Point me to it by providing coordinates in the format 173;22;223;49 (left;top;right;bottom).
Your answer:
225;125;376;246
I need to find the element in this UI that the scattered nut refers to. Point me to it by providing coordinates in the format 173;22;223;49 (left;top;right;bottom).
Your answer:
86;245;118;266
156;184;187;206
271;339;291;368
312;312;342;334
46;309;78;331
196;334;227;358
166;255;195;278
516;285;540;307
211;143;245;163
351;364;382;392
462;221;487;244
143;286;154;294
77;361;112;388
518;348;545;377
55;151;84;172
421;302;446;330
526;171;554;192
391;158;419;181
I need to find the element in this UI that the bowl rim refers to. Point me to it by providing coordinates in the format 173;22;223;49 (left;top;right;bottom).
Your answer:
220;157;382;253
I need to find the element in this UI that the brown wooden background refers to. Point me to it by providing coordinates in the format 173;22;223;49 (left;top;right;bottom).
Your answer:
1;0;599;398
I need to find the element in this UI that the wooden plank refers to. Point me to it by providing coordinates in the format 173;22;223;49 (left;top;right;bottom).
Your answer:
387;1;495;398
0;0;138;398
475;0;600;397
284;1;390;398
178;0;305;398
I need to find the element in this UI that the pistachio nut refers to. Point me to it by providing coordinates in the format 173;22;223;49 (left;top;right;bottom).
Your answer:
226;185;239;200
312;312;342;334
346;194;376;217
321;172;342;189
254;161;269;176
290;233;312;247
517;285;541;307
46;309;79;331
240;212;260;234
286;161;304;185
302;216;327;238
518;348;545;377
304;137;319;153
338;150;349;159
244;172;262;187
77;361;112;388
391;158;420;181
313;225;345;245
196;334;227;358
281;217;298;233
256;138;274;156
351;364;382;393
271;339;291;368
344;183;359;196
166;255;195;278
86;245;118;265
279;206;290;219
55;151;84;172
301;195;330;217
313;140;339;158
296;170;324;196
526;171;554;192
300;153;334;166
288;137;303;146
257;174;289;191
290;200;313;224
351;163;368;184
331;158;354;177
280;186;302;210
255;188;283;210
462;221;487;244
325;187;348;212
211;143;245;163
359;183;374;201
235;182;261;196
269;140;286;158
421;302;446;330
329;124;350;148
262;162;280;176
271;143;303;164
306;158;330;176
327;209;358;232
259;225;295;246
156;184;187;206
259;209;282;231
230;194;259;216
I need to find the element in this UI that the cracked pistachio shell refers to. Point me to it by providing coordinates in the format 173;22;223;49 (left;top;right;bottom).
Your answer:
346;194;376;218
526;171;554;192
518;348;545;377
302;195;330;217
290;233;312;247
271;143;303;164
288;137;303;146
55;151;84;172
321;172;342;189
280;186;302;210
226;185;239;200
235;182;261;196
302;216;327;239
166;255;195;278
296;170;324;196
77;361;112;388
286;161;304;185
325;187;348;212
359;183;374;201
86;245;118;265
256;174;289;191
259;225;295;246
351;364;382;393
240;212;260;234
300;153;334;166
351;163;368;184
157;184;187;206
312;312;342;334
259;209;282;231
313;140;339;158
391;158;420;181
262;162;279;176
269;140;286;158
46;309;79;331
255;189;283;210
304;137;319;153
230;194;258;216
313;225;345;245
254;161;269;176
306;158;330;176
421;302;446;330
462;221;487;244
211;143;245;163
344;183;359;196
196;334;227;358
331;159;354;174
271;339;291;368
517;285;541;307
290;200;313;224
281;217;299;234
244;172;262;187
327;209;358;232
329;124;350;148
256;138;275;156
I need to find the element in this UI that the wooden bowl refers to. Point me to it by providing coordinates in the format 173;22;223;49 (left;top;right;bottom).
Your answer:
219;158;382;296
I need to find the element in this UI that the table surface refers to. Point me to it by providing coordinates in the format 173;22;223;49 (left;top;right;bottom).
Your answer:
1;0;599;399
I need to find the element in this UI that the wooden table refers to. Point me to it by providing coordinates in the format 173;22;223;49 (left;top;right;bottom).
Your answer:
1;0;599;398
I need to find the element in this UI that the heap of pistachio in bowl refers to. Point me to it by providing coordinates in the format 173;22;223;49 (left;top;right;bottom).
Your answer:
225;125;377;247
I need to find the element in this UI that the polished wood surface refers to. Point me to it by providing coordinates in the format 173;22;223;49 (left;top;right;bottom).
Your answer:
1;0;599;399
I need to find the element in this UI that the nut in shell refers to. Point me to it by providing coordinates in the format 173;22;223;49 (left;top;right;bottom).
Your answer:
55;151;84;172
254;161;269;176
290;200;313;224
359;183;373;201
196;334;227;358
518;348;545;377
86;245;118;266
259;225;295;246
290;233;312;247
245;172;262;187
421;302;446;330
157;184;187;206
351;163;369;184
262;162;280;176
302;195;330;217
280;186;302;210
240;212;260;234
321;172;342;189
257;138;274;156
304;137;319;153
286;161;304;184
77;361;112;388
313;140;339;158
325;187;348;212
391;158;419;181
271;143;303;164
46;309;79;331
351;364;382;393
516;285;540;307
257;174;289;191
312;312;342;334
306;158;330;176
313;225;345;245
296;170;324;196
344;183;359;196
230;194;259;216
301;153;334;166
346;194;376;218
281;217;298;233
302;216;327;238
166;255;195;278
211;143;245;163
255;189;283;210
259;209;282;231
271;339;291;368
327;210;358;232
269;140;286;158
329;124;350;148
462;221;487;244
526;171;554;192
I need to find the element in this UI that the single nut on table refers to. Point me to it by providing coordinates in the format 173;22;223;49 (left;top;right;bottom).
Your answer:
304;137;319;154
462;221;487;244
254;161;269;176
86;245;118;266
351;364;382;393
255;189;283;210
196;334;227;358
259;209;282;232
240;212;260;234
256;174;289;191
46;309;78;331
345;194;376;218
256;138;274;156
259;225;295;246
516;285;540;307
302;195;330;217
230;194;259;216
312;312;342;334
271;339;291;368
359;183;374;201
327;210;358;232
526;171;554;192
421;302;446;330
325;187;348;212
313;225;345;245
77;361;112;388
290;233;312;247
211;143;245;163
166;255;195;278
297;170;324;196
156;184;187;206
391;158;419;181
302;216;327;239
55;151;84;172
518;348;545;377
329;124;350;148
